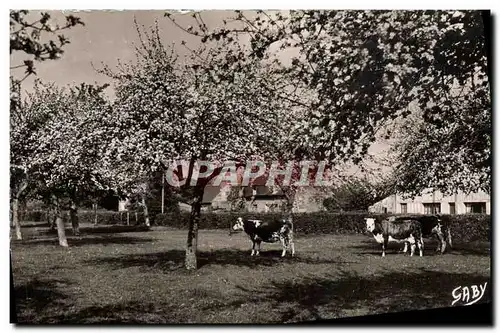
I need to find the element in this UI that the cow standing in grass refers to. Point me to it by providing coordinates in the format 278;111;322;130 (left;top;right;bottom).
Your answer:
389;215;452;254
365;217;424;257
232;217;295;257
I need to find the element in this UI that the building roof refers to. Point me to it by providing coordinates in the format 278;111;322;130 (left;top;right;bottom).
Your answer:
244;194;287;201
201;185;285;204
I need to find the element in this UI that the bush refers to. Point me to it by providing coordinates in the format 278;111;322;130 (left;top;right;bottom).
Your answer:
20;209;147;225
441;213;490;243
20;209;490;242
151;211;490;242
77;211;146;225
151;211;390;234
21;210;46;222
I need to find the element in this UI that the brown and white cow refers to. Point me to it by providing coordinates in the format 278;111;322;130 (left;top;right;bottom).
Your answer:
388;214;452;254
365;217;424;257
233;217;295;257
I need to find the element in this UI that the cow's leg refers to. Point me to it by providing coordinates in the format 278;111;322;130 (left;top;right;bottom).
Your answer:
281;237;287;257
402;242;409;254
287;232;295;257
382;236;388;257
256;240;261;256
436;231;446;254
418;237;424;257
251;240;256;256
434;234;440;252
446;228;453;249
409;235;416;256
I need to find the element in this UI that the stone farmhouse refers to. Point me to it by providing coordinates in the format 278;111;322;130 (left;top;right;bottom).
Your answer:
368;188;490;215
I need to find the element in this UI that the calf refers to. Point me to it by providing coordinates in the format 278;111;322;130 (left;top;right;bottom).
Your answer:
365;217;424;257
232;217;295;257
389;214;452;254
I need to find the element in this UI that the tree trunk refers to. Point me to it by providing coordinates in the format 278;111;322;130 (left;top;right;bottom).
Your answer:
93;203;98;226
185;185;204;270
12;198;22;240
69;199;80;236
127;211;130;226
140;195;150;227
47;207;56;230
53;196;68;247
11;180;28;241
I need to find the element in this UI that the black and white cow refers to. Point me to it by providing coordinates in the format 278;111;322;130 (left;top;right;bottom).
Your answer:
388;214;452;254
232;217;295;257
365;217;424;257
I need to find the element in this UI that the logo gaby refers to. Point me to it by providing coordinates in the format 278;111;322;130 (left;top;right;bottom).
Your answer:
451;282;488;306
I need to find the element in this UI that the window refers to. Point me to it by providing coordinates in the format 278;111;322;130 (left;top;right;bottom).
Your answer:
400;203;407;214
383;207;388;214
465;202;486;214
449;203;456;215
423;203;441;214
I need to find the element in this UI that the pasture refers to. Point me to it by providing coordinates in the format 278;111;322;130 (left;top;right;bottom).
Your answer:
11;223;491;324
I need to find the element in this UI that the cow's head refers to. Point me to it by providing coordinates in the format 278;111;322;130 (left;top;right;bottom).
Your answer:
365;218;376;233
233;217;244;231
279;216;292;233
432;214;444;234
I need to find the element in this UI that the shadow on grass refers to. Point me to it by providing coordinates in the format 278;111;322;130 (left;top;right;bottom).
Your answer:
13;235;155;247
446;246;491;257
40;224;151;236
86;249;354;271
13;221;50;229
13;278;72;323
28;301;180;324
351;238;490;257
206;269;492;323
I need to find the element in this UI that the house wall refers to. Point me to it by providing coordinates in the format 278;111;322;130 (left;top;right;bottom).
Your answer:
204;186;331;213
369;189;490;214
247;199;287;213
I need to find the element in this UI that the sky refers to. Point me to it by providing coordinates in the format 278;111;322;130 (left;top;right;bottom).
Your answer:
10;9;392;180
10;10;234;95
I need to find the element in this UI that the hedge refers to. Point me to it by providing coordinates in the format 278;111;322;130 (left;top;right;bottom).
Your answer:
152;211;490;243
20;210;146;225
19;210;490;242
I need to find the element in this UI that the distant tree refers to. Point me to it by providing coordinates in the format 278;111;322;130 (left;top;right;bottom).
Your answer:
144;170;180;216
168;10;491;195
323;177;394;211
10;10;85;240
10;81;67;241
391;100;490;197
12;81;111;245
10;10;84;111
227;185;246;212
97;22;286;269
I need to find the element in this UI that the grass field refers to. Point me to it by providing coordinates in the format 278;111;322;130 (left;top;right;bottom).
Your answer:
11;222;491;324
